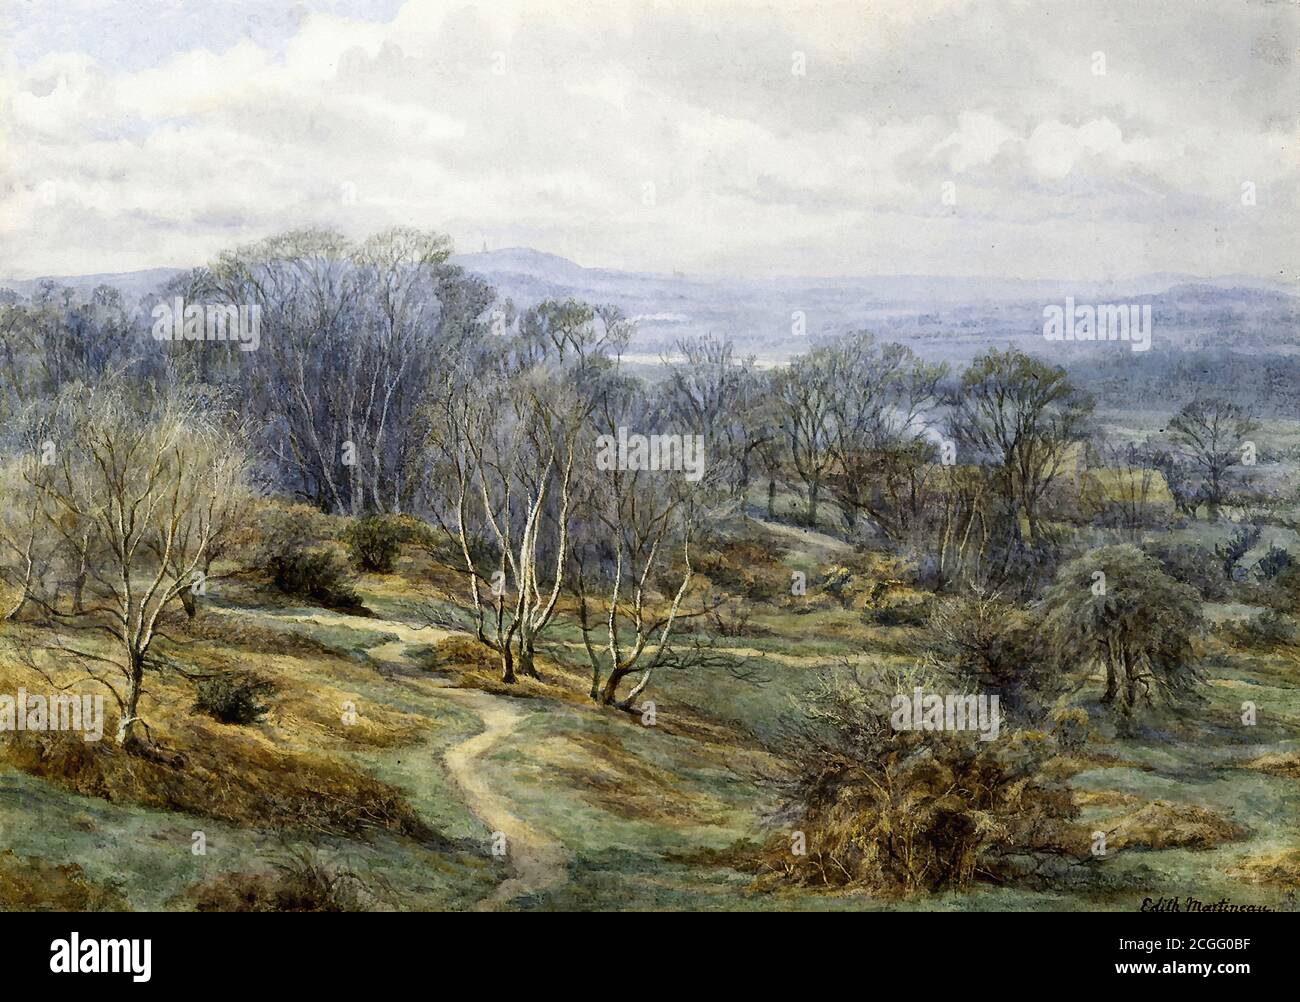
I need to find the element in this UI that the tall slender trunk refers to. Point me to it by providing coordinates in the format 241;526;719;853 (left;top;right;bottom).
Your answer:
1122;648;1138;713
767;476;777;518
3;500;40;621
116;649;146;750
72;554;87;615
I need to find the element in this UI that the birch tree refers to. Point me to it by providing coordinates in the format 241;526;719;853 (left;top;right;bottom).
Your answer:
24;384;249;749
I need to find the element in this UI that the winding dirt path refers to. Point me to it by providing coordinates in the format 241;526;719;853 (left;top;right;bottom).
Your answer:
261;608;568;908
437;687;568;909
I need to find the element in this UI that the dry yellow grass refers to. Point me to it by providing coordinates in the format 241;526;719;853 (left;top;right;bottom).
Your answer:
0;619;435;841
0;850;129;911
1104;801;1248;851
1241;751;1300;778
1227;849;1300;887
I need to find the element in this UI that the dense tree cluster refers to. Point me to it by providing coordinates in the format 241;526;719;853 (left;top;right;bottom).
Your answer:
0;227;1280;747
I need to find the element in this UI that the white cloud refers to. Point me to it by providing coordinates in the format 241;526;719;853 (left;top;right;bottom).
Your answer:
0;0;1295;281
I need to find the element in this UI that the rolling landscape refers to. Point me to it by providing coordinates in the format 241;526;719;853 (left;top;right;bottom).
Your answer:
1;237;1298;912
0;0;1296;943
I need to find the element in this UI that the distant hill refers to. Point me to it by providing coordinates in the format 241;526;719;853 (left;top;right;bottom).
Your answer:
0;268;186;303
447;250;1299;364
5;250;1296;365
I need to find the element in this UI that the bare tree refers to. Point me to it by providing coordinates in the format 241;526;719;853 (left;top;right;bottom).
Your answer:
948;348;1092;548
1167;397;1260;520
821;335;946;537
567;373;737;709
0;458;49;620
464;373;583;681
24;383;249;749
424;307;618;682
774;347;837;526
572;465;707;708
661;335;767;498
206;227;492;514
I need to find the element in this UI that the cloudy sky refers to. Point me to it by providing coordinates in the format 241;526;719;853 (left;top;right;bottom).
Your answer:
1;0;1296;280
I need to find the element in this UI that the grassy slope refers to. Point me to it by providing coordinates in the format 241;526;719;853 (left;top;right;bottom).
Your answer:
2;470;1299;910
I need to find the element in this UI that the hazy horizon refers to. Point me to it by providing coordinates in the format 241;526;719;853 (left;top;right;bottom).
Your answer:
3;243;1298;291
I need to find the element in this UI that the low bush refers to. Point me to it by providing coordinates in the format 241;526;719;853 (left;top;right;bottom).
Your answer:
193;673;276;725
694;538;787;602
1221;609;1296;649
865;599;931;628
753;669;1077;895
252;508;360;609
189;847;374;912
1051;707;1089;753
1216;524;1262;581
343;515;405;573
926;589;1051;720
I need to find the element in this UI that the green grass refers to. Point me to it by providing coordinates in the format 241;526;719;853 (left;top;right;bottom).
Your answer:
6;420;1300;910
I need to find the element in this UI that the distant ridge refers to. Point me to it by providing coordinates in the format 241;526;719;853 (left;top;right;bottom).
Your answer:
5;250;1296;304
4;249;1295;366
0;268;186;302
452;247;591;281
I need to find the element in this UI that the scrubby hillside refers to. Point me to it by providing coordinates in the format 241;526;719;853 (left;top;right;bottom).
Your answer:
2;487;1297;911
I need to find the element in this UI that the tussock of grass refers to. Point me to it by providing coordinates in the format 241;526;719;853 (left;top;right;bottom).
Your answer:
0;850;129;911
185;847;384;911
1241;751;1300;778
0;725;434;843
1227;849;1300;887
1102;800;1248;851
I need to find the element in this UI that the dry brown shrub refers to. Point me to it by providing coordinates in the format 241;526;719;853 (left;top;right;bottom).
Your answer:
186;847;382;912
0;725;434;843
749;669;1078;895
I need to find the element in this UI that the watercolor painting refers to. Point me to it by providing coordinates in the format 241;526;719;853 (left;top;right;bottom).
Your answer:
0;0;1297;917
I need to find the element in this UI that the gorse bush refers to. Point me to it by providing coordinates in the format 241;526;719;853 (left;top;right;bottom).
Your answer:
926;589;1051;721
265;546;358;608
343;515;405;573
760;669;1076;894
865;601;930;628
1042;545;1205;717
190;847;373;912
820;565;856;608
693;537;787;602
1051;707;1090;753
253;508;360;609
194;673;276;725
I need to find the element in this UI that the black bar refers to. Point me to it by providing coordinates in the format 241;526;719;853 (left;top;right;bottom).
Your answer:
0;910;1288;988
